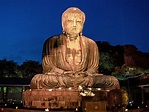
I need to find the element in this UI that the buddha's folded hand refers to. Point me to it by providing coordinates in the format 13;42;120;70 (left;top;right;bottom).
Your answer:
77;71;88;77
63;71;74;76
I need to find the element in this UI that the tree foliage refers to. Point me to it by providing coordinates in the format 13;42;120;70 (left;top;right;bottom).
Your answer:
112;64;149;80
20;60;42;78
99;52;115;74
97;41;124;74
0;59;42;78
0;59;18;78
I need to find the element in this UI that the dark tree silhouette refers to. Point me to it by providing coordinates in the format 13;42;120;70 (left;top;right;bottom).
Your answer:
20;60;42;78
0;59;18;78
96;41;124;74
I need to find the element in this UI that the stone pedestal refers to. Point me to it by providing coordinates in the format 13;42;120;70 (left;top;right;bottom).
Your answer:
82;101;107;112
23;89;81;109
23;88;128;112
81;89;108;112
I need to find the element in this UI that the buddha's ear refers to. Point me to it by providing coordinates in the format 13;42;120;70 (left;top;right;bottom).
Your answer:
61;13;67;34
79;32;82;36
61;22;65;33
62;30;65;34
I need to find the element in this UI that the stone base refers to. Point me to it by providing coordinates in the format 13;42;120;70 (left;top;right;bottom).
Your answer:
23;88;128;111
23;89;81;109
82;101;107;112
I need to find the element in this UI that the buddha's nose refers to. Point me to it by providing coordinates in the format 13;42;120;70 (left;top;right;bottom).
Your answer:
73;20;77;27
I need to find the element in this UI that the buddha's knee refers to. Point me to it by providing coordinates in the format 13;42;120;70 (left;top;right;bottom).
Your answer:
112;76;120;89
30;74;42;89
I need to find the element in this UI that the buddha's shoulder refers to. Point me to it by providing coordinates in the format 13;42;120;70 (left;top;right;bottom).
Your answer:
82;36;96;44
44;34;61;43
47;34;61;40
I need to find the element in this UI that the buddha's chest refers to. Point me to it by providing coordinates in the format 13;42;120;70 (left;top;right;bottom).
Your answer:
66;41;82;65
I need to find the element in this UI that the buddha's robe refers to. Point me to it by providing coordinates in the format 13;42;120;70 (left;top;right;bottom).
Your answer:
30;34;120;90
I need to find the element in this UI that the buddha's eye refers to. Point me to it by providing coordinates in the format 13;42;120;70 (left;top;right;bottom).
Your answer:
77;20;82;23
67;20;73;22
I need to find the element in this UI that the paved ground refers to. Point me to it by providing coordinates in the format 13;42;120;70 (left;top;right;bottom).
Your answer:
0;108;148;112
0;108;76;112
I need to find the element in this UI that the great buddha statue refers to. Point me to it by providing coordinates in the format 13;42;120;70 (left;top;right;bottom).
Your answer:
30;7;120;90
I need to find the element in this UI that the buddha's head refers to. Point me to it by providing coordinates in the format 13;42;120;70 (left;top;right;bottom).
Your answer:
62;7;85;40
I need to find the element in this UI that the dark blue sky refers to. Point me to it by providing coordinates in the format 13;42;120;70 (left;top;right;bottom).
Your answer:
0;0;149;64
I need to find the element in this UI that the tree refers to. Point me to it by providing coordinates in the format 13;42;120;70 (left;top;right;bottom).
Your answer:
97;41;124;74
20;60;42;78
99;52;115;74
112;65;149;80
0;59;19;78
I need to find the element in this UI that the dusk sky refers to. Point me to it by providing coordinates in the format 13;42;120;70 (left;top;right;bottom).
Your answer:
0;0;149;65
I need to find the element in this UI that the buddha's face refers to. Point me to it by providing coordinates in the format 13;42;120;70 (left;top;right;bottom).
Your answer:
62;13;84;37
